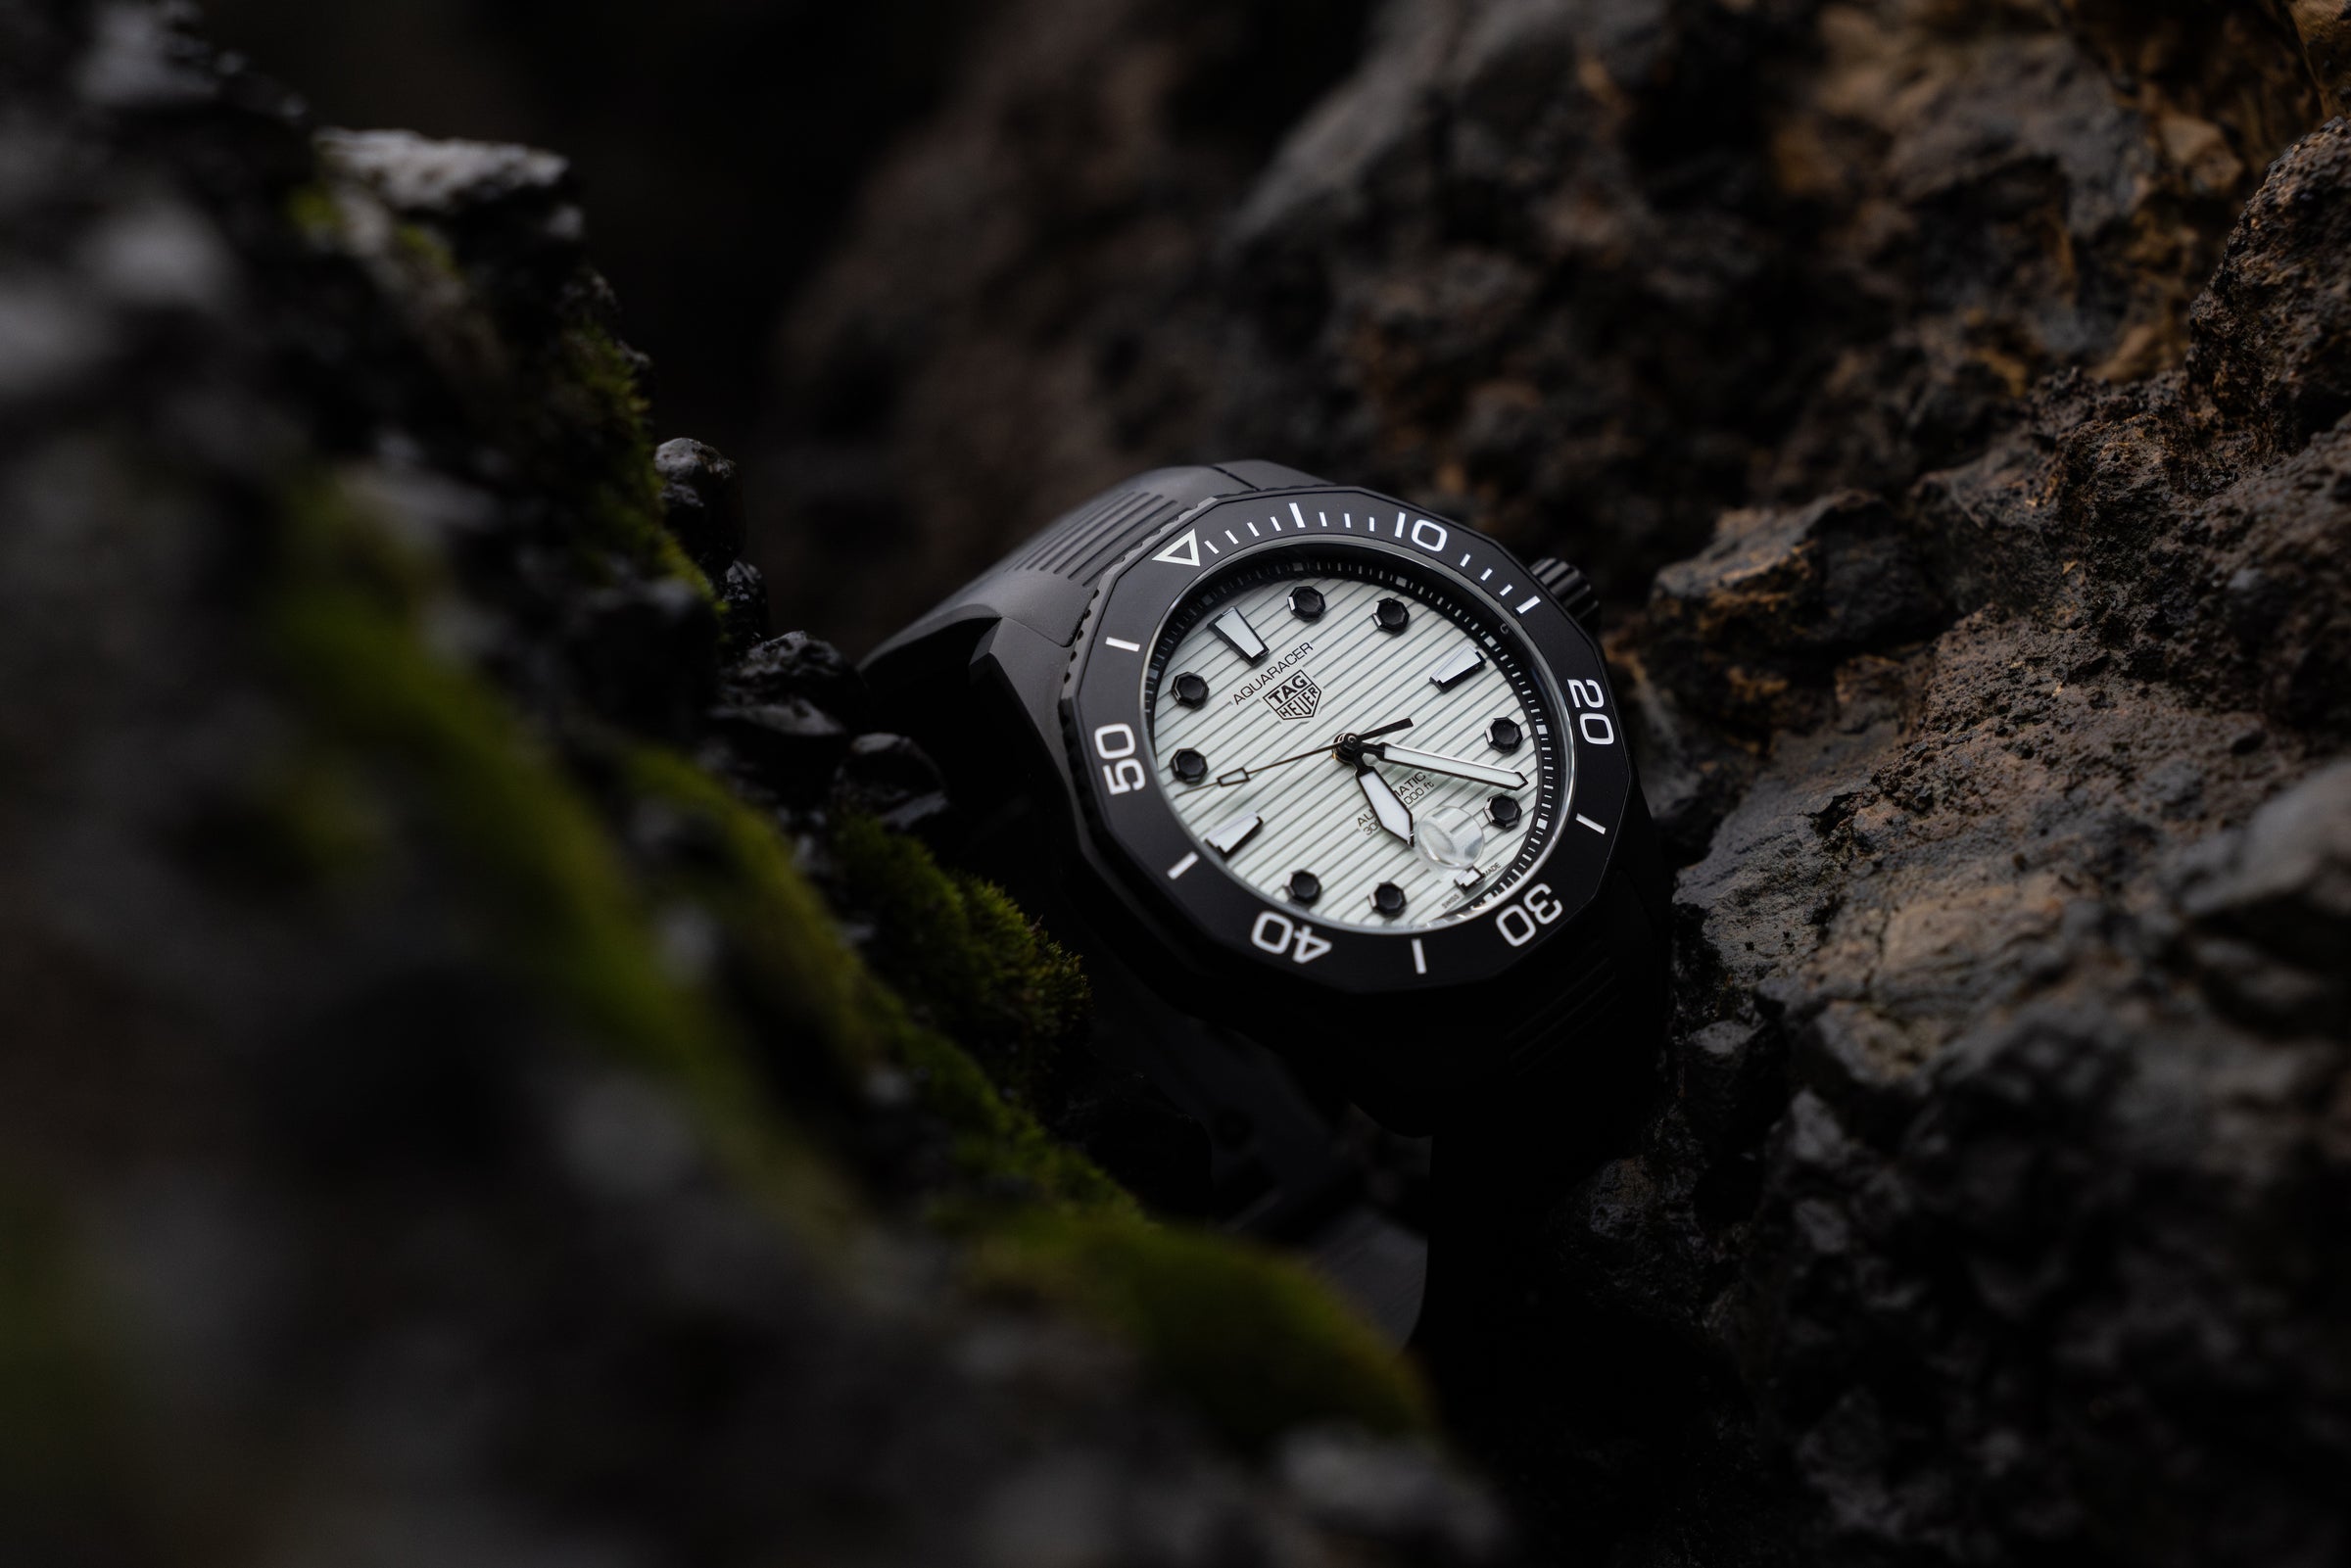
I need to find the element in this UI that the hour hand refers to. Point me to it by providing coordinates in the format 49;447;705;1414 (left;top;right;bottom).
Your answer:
1364;740;1525;789
1357;764;1415;844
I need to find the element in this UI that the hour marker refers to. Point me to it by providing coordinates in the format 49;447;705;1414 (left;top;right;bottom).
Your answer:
1288;586;1325;620
1488;717;1524;752
1171;671;1209;708
1168;852;1198;879
1247;522;1261;537
1517;595;1541;613
1575;813;1607;834
1371;881;1408;918
1171;748;1208;784
1372;597;1411;635
1428;645;1486;689
1205;812;1263;858
1105;637;1140;652
1286;870;1321;905
1412;937;1427;974
1212;607;1268;663
1480;568;1492;581
1490;795;1523;829
1290;502;1308;528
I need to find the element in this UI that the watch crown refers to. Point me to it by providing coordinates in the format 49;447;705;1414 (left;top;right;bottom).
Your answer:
1528;556;1601;633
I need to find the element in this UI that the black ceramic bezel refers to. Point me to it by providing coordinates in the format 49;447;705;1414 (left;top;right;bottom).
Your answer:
1063;487;1632;995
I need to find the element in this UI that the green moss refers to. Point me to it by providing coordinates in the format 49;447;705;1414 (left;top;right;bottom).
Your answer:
392;219;463;283
185;747;388;897
558;323;713;601
828;816;1090;1107
623;749;882;1082
284;181;343;244
266;473;850;1237
823;831;1421;1451
974;1213;1432;1451
0;1188;130;1535
629;754;1132;1217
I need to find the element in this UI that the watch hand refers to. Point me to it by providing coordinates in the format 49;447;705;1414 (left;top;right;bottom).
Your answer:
1211;718;1415;786
1357;763;1415;844
1360;739;1525;789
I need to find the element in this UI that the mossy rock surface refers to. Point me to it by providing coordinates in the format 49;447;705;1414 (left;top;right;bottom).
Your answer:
976;1213;1432;1452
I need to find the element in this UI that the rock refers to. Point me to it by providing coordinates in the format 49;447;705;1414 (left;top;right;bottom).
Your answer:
2189;114;2351;452
1277;1425;1511;1562
654;435;745;576
717;556;771;651
833;732;954;837
569;575;720;739
760;0;2336;646
723;628;872;731
1649;492;1946;738
313;126;571;222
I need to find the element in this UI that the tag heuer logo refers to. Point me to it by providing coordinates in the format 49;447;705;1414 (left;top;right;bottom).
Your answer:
1263;672;1323;722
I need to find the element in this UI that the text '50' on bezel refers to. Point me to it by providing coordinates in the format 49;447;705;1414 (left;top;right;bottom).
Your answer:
1063;487;1633;995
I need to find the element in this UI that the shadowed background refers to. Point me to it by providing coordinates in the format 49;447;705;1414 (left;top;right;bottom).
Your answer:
11;2;2351;1563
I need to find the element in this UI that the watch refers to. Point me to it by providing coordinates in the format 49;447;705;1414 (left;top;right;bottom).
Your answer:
862;462;1669;1386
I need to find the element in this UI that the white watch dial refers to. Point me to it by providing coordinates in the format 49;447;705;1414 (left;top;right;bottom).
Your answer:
1144;549;1566;933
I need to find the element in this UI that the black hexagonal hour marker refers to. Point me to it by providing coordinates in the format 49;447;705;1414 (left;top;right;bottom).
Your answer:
1170;748;1208;784
1489;794;1523;829
1288;586;1325;621
1287;870;1322;905
1172;671;1210;709
1488;716;1523;752
1372;597;1411;634
1370;881;1408;917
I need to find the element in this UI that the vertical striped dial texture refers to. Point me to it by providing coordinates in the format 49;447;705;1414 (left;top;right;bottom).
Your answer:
1145;548;1564;933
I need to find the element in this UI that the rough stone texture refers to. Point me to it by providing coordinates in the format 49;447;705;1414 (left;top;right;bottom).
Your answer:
0;4;1500;1565
758;0;2346;653
762;4;2351;1565
16;0;2351;1563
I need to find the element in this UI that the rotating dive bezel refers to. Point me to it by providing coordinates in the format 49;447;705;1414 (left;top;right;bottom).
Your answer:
1063;487;1633;994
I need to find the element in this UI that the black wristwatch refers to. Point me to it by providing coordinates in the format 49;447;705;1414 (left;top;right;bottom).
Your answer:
863;462;1668;1380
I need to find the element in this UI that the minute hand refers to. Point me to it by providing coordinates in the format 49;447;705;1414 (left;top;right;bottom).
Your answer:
1366;740;1525;789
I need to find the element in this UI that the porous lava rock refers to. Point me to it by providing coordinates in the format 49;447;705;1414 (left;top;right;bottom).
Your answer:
759;0;2349;651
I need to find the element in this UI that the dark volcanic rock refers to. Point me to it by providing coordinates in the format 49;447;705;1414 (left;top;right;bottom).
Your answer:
1564;121;2351;1568
2188;112;2351;452
761;0;2344;651
656;434;747;577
